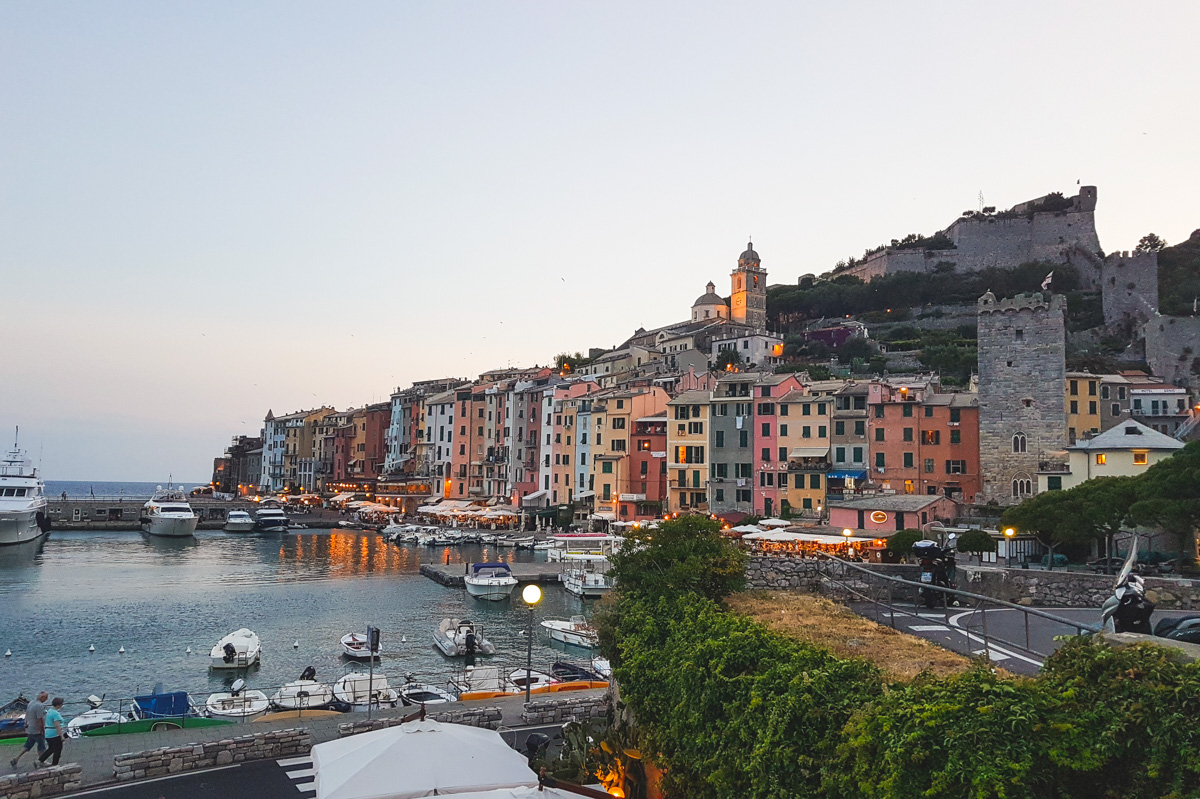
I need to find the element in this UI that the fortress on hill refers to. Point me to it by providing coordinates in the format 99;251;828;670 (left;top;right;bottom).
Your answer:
834;186;1159;331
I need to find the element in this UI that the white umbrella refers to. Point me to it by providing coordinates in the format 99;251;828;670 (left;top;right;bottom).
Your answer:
760;518;790;527
435;787;593;799
313;719;538;799
732;524;763;533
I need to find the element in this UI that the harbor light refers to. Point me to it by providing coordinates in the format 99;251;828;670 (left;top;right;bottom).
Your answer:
522;584;542;605
522;583;542;701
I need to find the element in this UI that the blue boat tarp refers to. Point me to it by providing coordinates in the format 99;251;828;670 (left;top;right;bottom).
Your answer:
471;562;512;573
133;691;192;718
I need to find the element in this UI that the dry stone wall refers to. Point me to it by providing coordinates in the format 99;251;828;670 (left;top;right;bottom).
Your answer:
521;694;611;725
111;728;310;782
959;566;1200;609
0;764;81;799
338;706;503;737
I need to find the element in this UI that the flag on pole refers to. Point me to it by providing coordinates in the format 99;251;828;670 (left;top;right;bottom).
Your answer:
1041;271;1054;290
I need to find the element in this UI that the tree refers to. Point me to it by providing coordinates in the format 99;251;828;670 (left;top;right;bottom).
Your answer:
956;529;998;564
607;515;747;602
1134;233;1167;253
715;348;743;371
1001;490;1094;570
1073;477;1140;572
837;336;876;365
1129;441;1200;560
886;529;923;558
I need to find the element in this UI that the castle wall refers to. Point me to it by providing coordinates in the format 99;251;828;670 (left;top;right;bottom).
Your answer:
976;292;1066;505
1144;315;1200;390
1100;250;1159;330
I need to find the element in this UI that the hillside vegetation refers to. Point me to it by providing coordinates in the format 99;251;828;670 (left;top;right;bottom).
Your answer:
1159;229;1200;316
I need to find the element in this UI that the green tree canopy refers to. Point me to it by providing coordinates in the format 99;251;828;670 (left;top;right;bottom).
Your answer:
607;515;747;602
886;529;923;556
956;528;998;562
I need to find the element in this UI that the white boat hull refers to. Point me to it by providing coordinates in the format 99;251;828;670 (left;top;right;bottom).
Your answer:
223;520;256;532
545;627;599;649
271;681;334;710
0;507;47;547
332;675;398;710
562;571;613;598
206;690;270;718
464;578;517;601
142;515;199;538
209;629;262;669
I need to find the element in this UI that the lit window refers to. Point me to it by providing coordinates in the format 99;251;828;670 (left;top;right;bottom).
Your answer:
1096;453;1107;465
1133;452;1148;465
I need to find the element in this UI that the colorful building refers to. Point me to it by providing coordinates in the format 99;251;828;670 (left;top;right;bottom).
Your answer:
665;389;712;513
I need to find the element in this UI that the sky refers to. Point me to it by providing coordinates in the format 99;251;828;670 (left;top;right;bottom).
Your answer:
3;2;1198;480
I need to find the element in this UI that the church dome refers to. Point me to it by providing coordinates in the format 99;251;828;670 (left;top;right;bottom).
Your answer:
739;241;760;266
693;281;724;307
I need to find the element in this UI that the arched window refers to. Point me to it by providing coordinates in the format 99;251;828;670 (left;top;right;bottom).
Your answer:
1012;432;1027;453
1011;473;1033;497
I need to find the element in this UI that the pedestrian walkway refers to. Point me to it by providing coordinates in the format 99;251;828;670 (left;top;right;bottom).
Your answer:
277;755;316;796
1;688;606;791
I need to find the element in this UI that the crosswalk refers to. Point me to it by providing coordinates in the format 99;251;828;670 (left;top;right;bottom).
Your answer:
277;756;316;795
901;618;1015;663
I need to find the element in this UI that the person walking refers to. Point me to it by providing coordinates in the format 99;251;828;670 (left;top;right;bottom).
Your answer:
37;698;65;766
9;691;48;769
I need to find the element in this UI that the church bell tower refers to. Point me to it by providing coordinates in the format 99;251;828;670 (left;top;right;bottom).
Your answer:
730;241;767;329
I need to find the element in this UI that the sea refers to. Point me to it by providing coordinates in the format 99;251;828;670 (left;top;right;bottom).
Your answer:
0;529;596;719
45;481;210;500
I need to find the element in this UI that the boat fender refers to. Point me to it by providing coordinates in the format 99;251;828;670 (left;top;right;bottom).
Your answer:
300;666;316;682
222;642;237;664
35;512;51;533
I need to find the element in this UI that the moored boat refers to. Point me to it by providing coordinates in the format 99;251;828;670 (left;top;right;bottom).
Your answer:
340;632;381;660
433;618;496;657
140;486;199;538
332;673;399;710
254;507;289;532
223;510;256;532
0;695;28;739
206;679;270;719
271;667;335;710
0;430;50;548
463;562;518;601
541;615;600;648
209;628;262;669
398;679;455;707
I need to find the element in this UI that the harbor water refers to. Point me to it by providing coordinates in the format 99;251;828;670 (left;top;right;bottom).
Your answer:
0;529;597;711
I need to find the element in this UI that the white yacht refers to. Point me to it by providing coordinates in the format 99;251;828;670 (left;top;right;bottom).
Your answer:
140;486;199;538
463;562;518;601
223;510;255;533
541;615;600;648
0;430;49;547
254;507;289;532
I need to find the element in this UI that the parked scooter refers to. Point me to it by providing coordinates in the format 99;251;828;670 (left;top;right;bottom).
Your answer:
912;540;960;609
1101;539;1200;642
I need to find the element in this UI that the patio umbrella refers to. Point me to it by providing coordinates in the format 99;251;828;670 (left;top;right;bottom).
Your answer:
760;518;790;527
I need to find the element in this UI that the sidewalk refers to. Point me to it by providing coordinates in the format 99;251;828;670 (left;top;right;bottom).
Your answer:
3;689;606;789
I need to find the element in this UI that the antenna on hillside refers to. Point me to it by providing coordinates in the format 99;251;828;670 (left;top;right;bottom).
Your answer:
978;191;985;213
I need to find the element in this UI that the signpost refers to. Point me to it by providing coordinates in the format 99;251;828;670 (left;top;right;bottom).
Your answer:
367;625;381;720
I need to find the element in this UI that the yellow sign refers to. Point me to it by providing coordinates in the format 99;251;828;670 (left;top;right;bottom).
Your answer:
870;511;888;524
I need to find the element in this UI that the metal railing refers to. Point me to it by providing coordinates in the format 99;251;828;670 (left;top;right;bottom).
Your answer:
813;553;1100;662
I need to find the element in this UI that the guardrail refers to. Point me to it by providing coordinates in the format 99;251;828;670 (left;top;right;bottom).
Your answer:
813;553;1101;661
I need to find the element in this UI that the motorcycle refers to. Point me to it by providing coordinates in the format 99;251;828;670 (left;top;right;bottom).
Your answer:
912;540;959;609
1101;538;1200;643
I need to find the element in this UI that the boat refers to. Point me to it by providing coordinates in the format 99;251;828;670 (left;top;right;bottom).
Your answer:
206;679;270;719
209;628;262;669
541;615;600;648
66;696;128;739
78;687;232;736
547;534;623;562
0;430;50;547
139;485;199;538
271;667;335;710
254;507;289;532
507;668;558;692
340;632;381;660
433;618;497;657
549;661;605;683
223;510;256;533
0;695;28;739
562;561;615;598
463;562;518;601
591;657;612;678
398;678;456;707
332;673;399;710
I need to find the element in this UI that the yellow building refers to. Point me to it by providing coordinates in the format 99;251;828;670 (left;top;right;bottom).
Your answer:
665;389;712;513
1065;372;1102;445
777;389;833;518
1038;419;1183;492
589;387;670;519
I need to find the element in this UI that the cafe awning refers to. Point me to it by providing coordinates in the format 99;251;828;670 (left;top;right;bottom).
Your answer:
520;490;550;507
789;447;830;459
827;470;868;480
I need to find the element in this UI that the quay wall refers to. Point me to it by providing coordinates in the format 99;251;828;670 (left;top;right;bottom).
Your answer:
0;764;82;799
338;706;503;736
43;500;339;531
521;693;611;725
111;728;311;782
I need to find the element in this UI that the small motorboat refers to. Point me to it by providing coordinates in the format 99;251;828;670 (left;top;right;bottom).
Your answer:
433;618;496;657
507;668;557;692
209;628;262;669
271;667;334;710
206;679;269;719
66;696;128;739
463;562;518;601
0;695;28;739
541;615;600;649
549;661;605;683
591;657;612;678
332;673;399;710
398;677;456;707
340;632;381;660
223;511;256;533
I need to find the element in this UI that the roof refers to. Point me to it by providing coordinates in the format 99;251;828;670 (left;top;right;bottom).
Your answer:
739;241;760;265
693;292;726;307
836;382;870;396
828;494;952;512
668;389;712;405
1069;420;1185;452
924;392;979;408
789;446;830;458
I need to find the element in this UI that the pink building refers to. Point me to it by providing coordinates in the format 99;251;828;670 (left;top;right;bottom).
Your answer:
827;494;959;532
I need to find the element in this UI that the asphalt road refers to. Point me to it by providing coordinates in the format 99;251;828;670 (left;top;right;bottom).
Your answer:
850;601;1195;676
70;724;567;799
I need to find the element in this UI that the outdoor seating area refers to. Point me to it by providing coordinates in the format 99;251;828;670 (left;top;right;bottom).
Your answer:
730;523;889;559
416;500;522;529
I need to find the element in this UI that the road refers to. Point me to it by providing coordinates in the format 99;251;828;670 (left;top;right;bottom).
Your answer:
69;724;565;799
850;601;1194;675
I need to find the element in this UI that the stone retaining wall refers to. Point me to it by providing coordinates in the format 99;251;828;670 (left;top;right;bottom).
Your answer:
521;693;610;725
338;706;503;737
0;764;81;799
112;728;311;782
745;556;921;599
959;566;1200;609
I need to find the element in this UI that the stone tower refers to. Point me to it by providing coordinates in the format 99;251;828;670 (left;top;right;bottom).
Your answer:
977;291;1066;505
730;241;767;329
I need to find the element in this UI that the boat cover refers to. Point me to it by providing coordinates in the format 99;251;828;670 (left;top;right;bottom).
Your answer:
133;691;191;718
471;562;511;573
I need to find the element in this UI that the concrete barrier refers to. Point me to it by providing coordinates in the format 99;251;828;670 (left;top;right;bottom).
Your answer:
0;764;82;799
112;728;311;782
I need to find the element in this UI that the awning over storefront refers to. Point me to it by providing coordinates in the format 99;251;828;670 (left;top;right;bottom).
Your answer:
329;492;356;502
827;470;868;480
575;490;595;500
521;489;550;507
789;447;831;458
743;530;874;544
589;511;615;521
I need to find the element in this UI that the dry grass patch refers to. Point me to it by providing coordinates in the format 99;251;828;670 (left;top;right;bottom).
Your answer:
728;590;973;681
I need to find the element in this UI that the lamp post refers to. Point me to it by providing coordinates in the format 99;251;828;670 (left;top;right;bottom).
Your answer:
841;527;853;559
1004;528;1015;568
521;584;542;702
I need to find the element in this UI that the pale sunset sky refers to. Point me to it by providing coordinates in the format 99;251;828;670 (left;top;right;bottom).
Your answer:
3;2;1197;479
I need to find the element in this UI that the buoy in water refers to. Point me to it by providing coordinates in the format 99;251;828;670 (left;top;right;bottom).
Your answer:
293;641;299;649
118;646;126;654
401;635;407;643
88;645;95;652
4;650;10;658
185;647;192;654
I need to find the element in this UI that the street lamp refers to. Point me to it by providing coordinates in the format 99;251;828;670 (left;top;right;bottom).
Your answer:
521;583;542;701
1004;528;1015;568
841;527;853;559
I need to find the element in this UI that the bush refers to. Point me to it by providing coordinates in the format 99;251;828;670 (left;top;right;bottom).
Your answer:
886;529;923;556
607;515;746;603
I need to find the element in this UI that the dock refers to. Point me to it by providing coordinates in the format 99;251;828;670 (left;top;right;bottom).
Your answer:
420;562;564;588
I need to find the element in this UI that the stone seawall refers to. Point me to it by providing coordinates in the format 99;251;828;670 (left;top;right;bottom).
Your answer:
959;566;1200;609
112;728;311;782
521;693;611;725
745;556;920;594
0;764;81;799
338;706;503;736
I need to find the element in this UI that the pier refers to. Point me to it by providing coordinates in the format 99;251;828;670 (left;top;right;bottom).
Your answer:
420;561;565;588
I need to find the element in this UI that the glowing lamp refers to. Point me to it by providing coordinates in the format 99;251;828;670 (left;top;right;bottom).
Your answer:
522;584;542;605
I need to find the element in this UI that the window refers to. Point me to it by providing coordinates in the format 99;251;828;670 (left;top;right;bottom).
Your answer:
903;452;914;468
874;428;885;442
809;473;821;489
1089;401;1097;415
1111;403;1120;417
802;498;813;509
761;448;771;462
715;431;725;447
616;400;624;409
1070;380;1078;396
780;404;789;417
779;446;788;461
835;447;846;463
818;425;827;438
924;405;933;418
1070;400;1078;414
924;458;934;473
761;423;770;437
873;405;884;418
779;424;788;436
715;488;725;502
611;440;626;452
1095;453;1107;465
1119;387;1127;400
611;417;626;429
903;427;913;442
854;421;865;436
852;446;863;462
1101;385;1110;399
715;403;728;416
946;460;967;474
1012;433;1027;453
688;421;704;435
923;430;940;445
1088;381;1097;396
1047;475;1062;490
1012;476;1032;497
1133;452;1148;465
602;461;613;474
759;472;774;487
714;463;728;478
802;403;811;416
1015;329;1024;341
875;452;885;468
902;404;913;418
736;489;752;503
950;430;961;444
817;402;827;415
802;425;811;438
757;403;774;415
739;430;748;447
736;463;752;478
834;421;845;436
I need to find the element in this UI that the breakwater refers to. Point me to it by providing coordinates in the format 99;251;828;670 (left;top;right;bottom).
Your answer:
43;500;339;531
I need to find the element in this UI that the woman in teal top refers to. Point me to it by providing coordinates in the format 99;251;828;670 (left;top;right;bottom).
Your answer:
37;698;65;766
